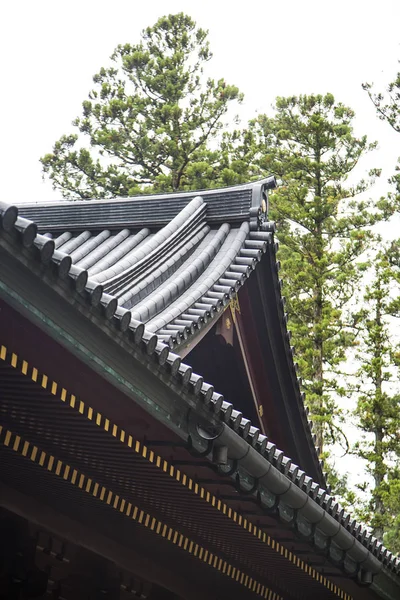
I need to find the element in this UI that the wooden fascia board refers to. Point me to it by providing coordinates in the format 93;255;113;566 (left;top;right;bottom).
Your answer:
250;255;323;483
0;483;209;600
228;303;265;432
234;284;287;442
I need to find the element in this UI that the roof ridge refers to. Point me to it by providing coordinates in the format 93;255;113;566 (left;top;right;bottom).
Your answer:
3;191;398;579
16;177;277;208
16;178;276;230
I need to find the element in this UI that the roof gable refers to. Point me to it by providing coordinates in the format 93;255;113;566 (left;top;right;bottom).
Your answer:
1;181;399;594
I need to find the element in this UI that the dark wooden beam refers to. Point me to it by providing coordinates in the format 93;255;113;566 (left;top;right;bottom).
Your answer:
0;483;207;600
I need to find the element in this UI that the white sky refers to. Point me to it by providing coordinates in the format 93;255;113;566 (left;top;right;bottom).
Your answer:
1;0;400;492
1;0;399;204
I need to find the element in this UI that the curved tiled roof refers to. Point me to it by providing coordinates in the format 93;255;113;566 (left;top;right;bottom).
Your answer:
1;181;399;586
16;181;275;351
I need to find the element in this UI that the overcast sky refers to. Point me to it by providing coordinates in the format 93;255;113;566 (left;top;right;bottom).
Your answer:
1;0;399;204
2;1;399;489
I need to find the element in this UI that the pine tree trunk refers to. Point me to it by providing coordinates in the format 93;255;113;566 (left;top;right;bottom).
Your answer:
373;426;385;541
314;283;324;453
372;290;385;542
314;141;324;453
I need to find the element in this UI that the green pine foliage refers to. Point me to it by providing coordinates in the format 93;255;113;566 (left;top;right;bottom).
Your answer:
352;246;400;549
39;11;400;549
363;67;400;133
228;94;393;456
41;13;242;198
363;64;400;197
360;65;400;552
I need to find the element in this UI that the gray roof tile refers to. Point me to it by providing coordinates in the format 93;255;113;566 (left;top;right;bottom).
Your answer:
4;179;397;578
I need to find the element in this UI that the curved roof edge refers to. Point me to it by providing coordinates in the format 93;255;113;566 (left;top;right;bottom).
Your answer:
1;190;399;586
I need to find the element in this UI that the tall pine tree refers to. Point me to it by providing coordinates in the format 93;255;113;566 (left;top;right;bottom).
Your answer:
41;13;242;198
363;66;400;133
352;245;400;550
229;94;392;457
363;64;400;196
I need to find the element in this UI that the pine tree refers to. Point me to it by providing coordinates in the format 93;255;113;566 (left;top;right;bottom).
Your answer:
41;13;242;198
229;94;393;456
363;67;400;133
363;65;400;196
352;245;400;549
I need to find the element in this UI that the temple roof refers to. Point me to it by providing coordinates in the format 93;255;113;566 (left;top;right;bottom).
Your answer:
11;179;323;481
1;180;399;596
16;179;275;351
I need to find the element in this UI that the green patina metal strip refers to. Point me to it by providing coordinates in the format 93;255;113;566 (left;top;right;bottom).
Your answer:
0;279;181;432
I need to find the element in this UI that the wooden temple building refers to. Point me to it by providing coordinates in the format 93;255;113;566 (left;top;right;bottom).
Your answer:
0;179;399;600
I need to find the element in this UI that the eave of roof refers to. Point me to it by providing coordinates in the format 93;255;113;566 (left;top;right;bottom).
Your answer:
1;183;399;593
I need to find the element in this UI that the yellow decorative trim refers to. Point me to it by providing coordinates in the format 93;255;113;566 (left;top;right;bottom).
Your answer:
0;344;352;600
0;425;274;598
230;295;241;324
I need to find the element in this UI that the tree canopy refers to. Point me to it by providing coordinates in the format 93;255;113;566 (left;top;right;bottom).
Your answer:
39;13;400;552
227;94;391;457
41;13;242;198
351;245;400;549
358;64;400;549
363;66;400;133
363;64;400;197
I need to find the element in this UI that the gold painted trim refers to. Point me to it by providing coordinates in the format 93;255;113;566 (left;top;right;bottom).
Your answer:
0;424;275;600
0;344;352;600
